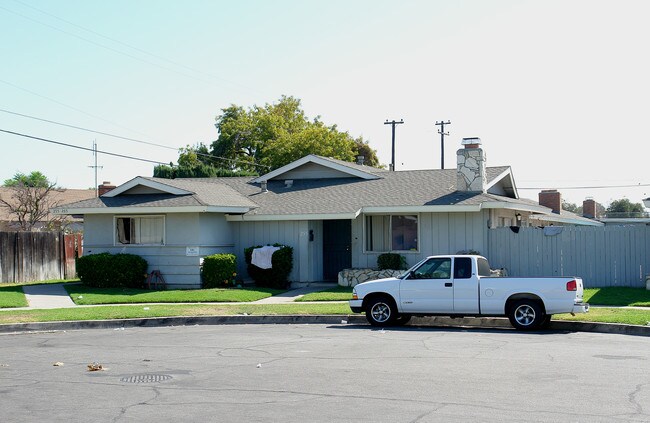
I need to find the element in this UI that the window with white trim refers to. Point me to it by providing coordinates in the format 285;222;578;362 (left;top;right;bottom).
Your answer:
115;216;165;245
365;214;418;252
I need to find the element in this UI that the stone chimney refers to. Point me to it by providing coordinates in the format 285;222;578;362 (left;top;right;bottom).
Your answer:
456;138;487;192
356;155;365;165
583;198;597;219
98;181;116;196
539;189;561;214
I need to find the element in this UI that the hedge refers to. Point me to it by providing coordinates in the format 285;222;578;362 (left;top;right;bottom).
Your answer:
202;253;238;288
377;253;407;270
244;244;293;289
76;253;148;288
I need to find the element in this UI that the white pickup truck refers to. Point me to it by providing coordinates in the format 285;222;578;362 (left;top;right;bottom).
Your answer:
349;255;589;330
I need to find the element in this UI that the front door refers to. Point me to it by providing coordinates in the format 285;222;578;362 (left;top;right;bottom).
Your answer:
323;220;352;281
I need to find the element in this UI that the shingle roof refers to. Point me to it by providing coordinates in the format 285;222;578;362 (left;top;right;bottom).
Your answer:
0;187;95;222
57;165;535;217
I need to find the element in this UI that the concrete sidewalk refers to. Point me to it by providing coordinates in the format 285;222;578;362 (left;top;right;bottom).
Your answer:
22;284;77;309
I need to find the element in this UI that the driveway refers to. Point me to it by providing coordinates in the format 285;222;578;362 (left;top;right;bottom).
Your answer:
0;324;648;422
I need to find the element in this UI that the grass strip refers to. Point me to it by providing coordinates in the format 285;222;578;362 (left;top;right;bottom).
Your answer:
583;287;650;307
64;286;285;305
0;303;351;324
0;286;28;308
295;286;353;302
553;307;650;326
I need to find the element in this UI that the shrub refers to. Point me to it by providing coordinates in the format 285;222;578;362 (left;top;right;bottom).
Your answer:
201;253;237;288
377;253;407;270
244;244;293;289
76;253;148;288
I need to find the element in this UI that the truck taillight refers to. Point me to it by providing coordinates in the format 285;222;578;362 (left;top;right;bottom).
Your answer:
566;280;577;291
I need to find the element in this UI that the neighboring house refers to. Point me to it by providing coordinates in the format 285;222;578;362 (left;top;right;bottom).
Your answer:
53;139;600;288
0;187;96;232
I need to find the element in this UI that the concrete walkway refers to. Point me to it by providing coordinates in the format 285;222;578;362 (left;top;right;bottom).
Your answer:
253;283;335;304
22;284;77;309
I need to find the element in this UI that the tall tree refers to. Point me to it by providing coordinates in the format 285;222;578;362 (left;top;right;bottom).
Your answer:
210;95;381;171
1;172;66;231
606;198;646;218
4;171;49;188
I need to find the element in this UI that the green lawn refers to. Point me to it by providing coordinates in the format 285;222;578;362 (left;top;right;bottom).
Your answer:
0;286;28;308
0;303;351;324
296;286;353;302
583;287;650;307
553;307;650;326
64;285;285;305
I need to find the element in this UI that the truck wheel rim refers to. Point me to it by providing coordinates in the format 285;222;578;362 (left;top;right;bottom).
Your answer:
371;303;390;322
514;304;535;326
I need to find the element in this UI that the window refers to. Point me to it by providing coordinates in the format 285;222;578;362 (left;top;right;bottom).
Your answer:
115;216;164;245
454;257;472;279
365;214;418;252
409;257;451;279
477;257;492;277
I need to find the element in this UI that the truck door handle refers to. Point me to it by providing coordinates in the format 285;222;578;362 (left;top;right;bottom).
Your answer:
445;282;453;287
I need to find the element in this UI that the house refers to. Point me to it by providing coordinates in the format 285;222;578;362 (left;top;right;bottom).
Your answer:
53;138;600;288
0;187;96;232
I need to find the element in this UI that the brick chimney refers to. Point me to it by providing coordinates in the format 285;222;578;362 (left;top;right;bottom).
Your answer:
98;181;116;196
539;190;561;214
583;198;597;219
456;137;487;192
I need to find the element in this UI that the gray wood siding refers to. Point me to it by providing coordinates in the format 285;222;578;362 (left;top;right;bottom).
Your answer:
232;220;317;282
487;226;650;288
352;211;489;270
83;212;234;288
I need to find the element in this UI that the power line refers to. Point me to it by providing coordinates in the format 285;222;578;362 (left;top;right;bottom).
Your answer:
0;79;151;137
11;0;261;95
0;108;270;169
1;2;263;96
0;108;178;150
0;128;169;165
519;183;650;190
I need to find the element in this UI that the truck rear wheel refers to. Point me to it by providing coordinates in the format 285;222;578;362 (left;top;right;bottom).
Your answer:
365;296;397;327
508;300;543;330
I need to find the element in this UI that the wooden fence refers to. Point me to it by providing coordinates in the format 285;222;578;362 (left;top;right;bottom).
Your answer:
487;225;650;288
0;232;82;283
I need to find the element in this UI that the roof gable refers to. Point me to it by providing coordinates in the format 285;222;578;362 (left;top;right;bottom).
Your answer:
103;177;193;197
252;155;382;183
486;167;518;198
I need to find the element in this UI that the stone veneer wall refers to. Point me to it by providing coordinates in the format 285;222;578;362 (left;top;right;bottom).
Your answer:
338;268;404;287
456;146;486;192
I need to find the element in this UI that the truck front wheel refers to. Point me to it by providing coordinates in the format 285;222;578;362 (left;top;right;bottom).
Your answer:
508;300;543;330
366;296;397;327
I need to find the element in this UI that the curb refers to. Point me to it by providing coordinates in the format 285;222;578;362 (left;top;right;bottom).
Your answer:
1;315;649;337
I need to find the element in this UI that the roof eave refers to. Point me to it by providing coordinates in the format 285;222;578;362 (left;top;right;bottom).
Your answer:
51;206;251;215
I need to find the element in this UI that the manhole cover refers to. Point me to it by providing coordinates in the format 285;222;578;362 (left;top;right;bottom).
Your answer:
120;374;173;384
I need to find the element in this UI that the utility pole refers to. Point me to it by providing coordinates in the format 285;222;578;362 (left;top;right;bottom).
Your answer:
435;120;451;169
88;140;103;197
384;119;404;171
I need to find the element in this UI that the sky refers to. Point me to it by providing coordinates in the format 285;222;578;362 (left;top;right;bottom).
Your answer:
1;0;649;208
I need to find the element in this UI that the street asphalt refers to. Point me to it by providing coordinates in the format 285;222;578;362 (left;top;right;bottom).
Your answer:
1;324;649;422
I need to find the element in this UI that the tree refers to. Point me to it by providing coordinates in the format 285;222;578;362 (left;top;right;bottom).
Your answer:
210;95;381;171
561;200;580;214
153;143;257;179
4;171;50;188
606;198;646;218
0;172;67;231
